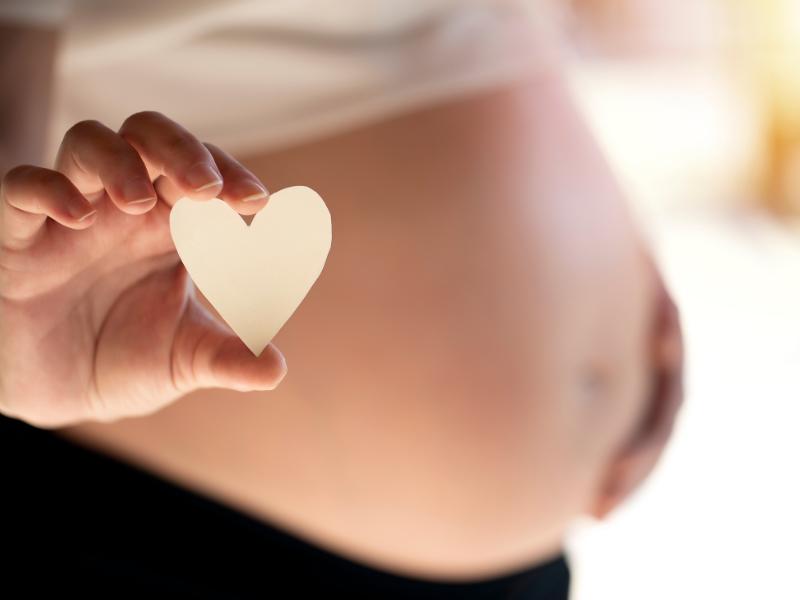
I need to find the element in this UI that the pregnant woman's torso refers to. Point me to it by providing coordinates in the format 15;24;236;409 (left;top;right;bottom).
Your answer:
55;69;655;581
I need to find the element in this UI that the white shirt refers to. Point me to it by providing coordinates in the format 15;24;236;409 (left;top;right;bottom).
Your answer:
1;0;563;162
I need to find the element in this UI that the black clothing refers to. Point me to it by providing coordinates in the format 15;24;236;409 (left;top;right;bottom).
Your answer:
1;412;570;599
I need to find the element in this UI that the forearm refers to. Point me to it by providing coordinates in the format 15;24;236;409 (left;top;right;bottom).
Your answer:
0;23;58;173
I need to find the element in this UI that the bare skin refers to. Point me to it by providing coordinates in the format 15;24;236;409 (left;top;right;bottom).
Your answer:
1;24;683;582
0;110;288;427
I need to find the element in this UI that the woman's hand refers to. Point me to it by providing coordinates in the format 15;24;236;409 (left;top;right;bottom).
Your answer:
0;111;287;428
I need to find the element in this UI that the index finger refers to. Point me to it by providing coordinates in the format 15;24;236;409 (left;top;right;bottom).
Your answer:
118;111;224;201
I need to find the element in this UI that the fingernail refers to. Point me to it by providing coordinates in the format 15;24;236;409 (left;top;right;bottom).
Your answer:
123;178;156;204
186;163;223;192
241;187;268;203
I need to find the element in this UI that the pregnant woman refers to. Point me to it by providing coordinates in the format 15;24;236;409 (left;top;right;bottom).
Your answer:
0;1;683;598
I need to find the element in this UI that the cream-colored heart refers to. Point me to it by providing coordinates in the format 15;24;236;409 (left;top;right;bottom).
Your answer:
169;185;332;356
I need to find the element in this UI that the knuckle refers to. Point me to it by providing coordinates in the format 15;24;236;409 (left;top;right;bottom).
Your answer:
64;119;105;143
36;168;66;189
163;131;201;156
120;110;166;131
2;164;37;188
2;165;66;196
101;139;139;165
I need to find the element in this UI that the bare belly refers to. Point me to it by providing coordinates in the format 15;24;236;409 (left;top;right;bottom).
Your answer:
55;68;652;580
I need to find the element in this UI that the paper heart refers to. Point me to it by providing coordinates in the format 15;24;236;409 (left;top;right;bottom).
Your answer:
169;185;332;356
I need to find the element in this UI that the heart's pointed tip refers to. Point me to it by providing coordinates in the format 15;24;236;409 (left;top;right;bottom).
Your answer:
248;341;270;358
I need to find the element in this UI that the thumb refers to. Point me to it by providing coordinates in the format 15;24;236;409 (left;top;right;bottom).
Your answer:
175;299;288;393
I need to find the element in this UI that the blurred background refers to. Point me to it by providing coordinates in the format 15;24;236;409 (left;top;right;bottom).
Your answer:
552;0;800;598
3;1;797;596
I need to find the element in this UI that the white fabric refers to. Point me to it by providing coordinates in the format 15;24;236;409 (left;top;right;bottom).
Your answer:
1;0;563;162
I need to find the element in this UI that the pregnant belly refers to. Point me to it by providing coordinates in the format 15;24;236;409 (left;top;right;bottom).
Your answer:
55;68;653;580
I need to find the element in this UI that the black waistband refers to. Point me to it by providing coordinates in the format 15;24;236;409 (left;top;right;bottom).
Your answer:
1;412;570;599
